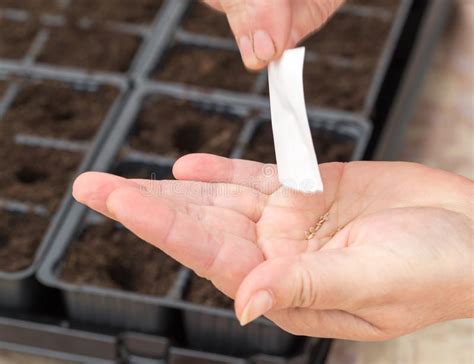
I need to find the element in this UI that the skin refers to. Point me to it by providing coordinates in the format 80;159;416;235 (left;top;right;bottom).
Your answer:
73;0;473;340
73;155;474;340
202;0;344;69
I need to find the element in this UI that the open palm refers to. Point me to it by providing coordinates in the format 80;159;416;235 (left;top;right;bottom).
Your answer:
73;154;473;340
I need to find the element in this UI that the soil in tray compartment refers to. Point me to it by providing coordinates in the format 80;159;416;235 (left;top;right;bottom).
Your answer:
304;59;374;111
302;12;393;59
0;142;83;211
0;0;63;13
3;81;118;141
60;222;181;296
185;275;234;310
153;46;257;92
129;97;242;158
243;123;355;164
0;81;7;98
37;26;141;72
67;0;163;24
0;210;49;272
182;2;233;39
0;18;39;59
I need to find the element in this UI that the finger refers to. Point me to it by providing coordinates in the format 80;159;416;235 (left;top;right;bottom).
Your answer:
74;173;257;241
235;248;371;325
72;172;137;220
219;0;292;69
265;308;383;340
106;186;264;297
74;172;265;222
173;154;280;195
131;177;266;221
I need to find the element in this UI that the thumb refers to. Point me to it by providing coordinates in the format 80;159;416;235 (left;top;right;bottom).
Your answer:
235;249;371;325
218;0;292;70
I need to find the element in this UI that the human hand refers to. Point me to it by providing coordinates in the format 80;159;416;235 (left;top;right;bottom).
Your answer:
203;0;344;69
73;154;473;340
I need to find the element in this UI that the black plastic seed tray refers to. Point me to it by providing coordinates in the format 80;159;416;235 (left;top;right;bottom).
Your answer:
138;0;412;120
37;80;368;357
0;315;332;363
0;67;128;311
0;0;171;77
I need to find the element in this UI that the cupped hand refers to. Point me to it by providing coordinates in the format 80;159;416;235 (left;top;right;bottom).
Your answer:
73;154;473;340
203;0;344;69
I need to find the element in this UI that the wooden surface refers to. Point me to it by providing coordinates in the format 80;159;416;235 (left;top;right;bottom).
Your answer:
0;0;472;362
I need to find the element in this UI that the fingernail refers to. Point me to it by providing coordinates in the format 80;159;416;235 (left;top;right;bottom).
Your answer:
239;290;273;326
252;30;276;62
238;34;258;68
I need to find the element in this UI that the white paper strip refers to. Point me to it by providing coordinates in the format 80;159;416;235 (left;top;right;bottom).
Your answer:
268;47;323;193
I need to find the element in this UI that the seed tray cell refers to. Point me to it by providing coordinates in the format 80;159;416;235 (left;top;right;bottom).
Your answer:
181;2;233;39
2;80;118;141
0;71;126;311
0;210;50;273
184;275;233;310
0;80;8;98
153;45;256;93
66;0;164;25
243;121;356;164
60;221;182;297
38;212;184;334
262;57;379;111
0;0;64;14
0;143;83;211
129;95;244;158
0;17;40;60
37;27;142;73
304;59;375;111
180;273;298;357
301;12;394;59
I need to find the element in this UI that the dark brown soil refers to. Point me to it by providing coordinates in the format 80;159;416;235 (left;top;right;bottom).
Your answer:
303;59;374;111
0;210;49;272
3;81;118;141
66;0;163;24
0;142;83;211
0;18;39;59
37;26;141;73
302;12;393;59
0;0;63;13
185;275;234;310
0;81;7;98
153;45;256;92
60;222;181;296
182;2;233;39
129;97;242;158
113;162;173;180
243;123;355;164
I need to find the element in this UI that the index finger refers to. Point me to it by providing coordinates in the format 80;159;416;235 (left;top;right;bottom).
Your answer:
173;154;281;195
